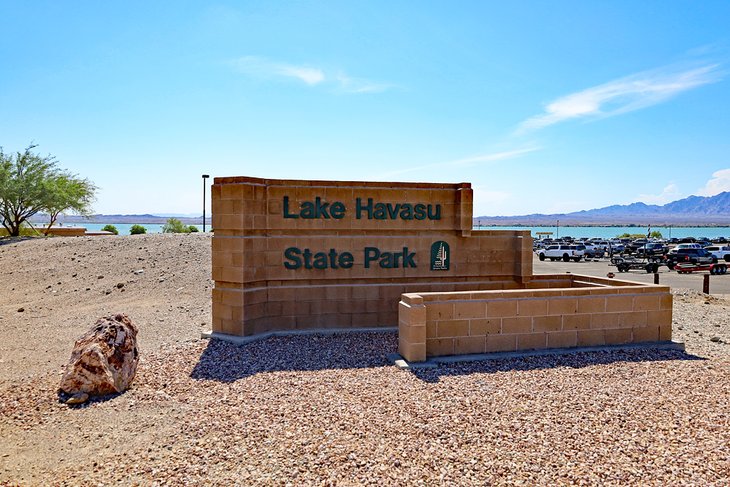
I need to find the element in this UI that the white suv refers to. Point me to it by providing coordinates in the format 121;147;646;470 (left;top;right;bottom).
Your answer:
668;243;702;255
537;245;585;262
705;245;730;262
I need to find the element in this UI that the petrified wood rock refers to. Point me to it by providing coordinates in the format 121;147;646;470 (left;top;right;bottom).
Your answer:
58;313;139;403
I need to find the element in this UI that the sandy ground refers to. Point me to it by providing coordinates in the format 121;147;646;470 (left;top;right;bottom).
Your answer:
0;234;728;485
0;234;212;384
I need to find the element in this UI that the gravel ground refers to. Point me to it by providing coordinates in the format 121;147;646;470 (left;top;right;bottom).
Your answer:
1;235;729;485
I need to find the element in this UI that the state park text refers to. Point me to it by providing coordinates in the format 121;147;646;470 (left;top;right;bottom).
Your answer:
284;247;416;270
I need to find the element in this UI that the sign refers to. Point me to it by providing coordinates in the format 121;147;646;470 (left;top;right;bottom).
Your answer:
211;176;532;337
280;197;448;272
430;241;450;270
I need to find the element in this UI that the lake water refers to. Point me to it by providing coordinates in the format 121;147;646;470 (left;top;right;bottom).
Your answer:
61;223;205;234
478;225;730;239
62;223;730;239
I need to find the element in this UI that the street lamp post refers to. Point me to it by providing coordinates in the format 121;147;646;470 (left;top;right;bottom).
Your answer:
202;174;210;232
556;219;560;239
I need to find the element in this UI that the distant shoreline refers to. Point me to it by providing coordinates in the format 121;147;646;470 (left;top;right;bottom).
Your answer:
30;216;211;226
473;223;730;228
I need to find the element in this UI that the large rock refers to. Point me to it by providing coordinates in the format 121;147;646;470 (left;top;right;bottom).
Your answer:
58;313;139;403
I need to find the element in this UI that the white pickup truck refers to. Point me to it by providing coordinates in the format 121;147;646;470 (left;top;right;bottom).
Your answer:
705;245;730;262
537;244;585;262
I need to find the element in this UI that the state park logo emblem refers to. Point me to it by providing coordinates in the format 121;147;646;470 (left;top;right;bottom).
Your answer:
430;241;450;271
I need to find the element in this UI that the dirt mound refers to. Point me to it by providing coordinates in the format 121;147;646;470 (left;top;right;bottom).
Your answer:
0;233;212;383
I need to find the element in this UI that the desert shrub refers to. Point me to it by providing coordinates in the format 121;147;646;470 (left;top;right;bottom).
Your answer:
162;218;190;233
130;224;147;235
101;224;119;235
188;225;199;233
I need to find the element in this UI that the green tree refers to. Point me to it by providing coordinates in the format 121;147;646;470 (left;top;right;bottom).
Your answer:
162;217;190;233
188;225;199;233
649;230;663;239
130;224;147;235
102;224;118;235
42;174;96;235
0;144;96;237
0;145;56;236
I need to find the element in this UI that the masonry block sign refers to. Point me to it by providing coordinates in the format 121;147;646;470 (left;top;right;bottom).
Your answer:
210;176;671;362
210;177;533;337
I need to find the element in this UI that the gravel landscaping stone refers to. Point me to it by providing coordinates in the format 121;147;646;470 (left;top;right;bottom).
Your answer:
0;235;728;485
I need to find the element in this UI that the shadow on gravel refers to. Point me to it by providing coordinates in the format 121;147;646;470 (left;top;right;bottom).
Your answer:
0;236;37;246
410;348;705;383
190;333;706;385
190;332;399;383
57;390;126;408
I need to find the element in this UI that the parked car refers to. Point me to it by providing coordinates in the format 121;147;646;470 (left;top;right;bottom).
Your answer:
578;244;598;258
668;243;702;255
627;239;648;253
588;240;610;255
666;248;716;269
636;242;668;257
696;238;712;247
608;239;625;254
705;245;730;262
537;245;585;262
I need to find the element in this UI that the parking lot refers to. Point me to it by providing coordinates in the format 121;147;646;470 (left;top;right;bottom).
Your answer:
533;254;730;295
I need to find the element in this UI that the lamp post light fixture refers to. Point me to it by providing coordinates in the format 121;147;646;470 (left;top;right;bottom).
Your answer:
202;174;210;232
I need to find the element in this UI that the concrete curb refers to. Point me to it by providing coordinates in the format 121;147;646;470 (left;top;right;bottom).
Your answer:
201;327;398;346
388;340;686;370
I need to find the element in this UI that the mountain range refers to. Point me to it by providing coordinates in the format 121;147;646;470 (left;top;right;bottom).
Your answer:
29;191;730;227
475;191;730;226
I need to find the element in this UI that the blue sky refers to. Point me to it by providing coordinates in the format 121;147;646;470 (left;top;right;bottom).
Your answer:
1;1;729;217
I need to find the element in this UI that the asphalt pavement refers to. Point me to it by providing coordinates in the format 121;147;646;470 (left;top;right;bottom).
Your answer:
532;254;730;295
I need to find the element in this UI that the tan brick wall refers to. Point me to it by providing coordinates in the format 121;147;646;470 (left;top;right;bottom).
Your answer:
398;274;673;362
43;227;86;237
211;177;532;337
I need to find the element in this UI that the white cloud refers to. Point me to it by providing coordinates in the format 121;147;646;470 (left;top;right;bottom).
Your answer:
697;168;730;196
447;147;540;167
638;183;683;205
518;63;722;133
384;146;540;177
231;56;390;93
231;56;325;85
277;66;325;85
335;72;392;94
